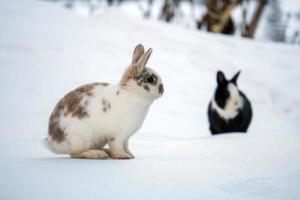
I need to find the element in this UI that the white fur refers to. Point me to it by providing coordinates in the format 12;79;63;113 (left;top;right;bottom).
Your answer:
212;83;244;120
44;83;157;155
44;44;163;159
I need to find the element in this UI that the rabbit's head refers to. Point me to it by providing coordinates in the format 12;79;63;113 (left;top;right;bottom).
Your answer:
213;70;243;111
120;44;164;100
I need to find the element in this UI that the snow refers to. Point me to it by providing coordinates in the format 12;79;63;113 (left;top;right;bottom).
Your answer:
0;0;300;200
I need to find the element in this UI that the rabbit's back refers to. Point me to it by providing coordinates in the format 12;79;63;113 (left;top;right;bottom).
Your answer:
46;83;110;153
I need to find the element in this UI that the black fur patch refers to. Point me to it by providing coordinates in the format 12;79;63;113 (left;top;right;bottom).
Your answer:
136;69;158;87
208;91;252;134
143;85;150;91
215;84;230;109
159;84;164;94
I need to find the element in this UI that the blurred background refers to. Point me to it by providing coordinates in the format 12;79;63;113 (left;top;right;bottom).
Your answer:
44;0;300;44
0;1;300;200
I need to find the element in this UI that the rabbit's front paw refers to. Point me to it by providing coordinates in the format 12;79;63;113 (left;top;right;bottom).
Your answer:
70;149;109;159
111;151;133;159
126;151;135;159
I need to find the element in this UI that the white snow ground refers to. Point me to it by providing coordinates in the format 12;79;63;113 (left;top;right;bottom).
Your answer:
0;1;300;200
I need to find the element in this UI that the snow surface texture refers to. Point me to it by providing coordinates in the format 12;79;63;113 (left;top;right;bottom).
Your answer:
0;1;300;200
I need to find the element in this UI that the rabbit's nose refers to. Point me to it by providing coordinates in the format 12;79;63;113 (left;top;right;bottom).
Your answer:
158;84;164;95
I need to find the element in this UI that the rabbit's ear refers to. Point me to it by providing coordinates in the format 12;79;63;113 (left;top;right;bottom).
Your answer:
131;44;145;65
217;71;227;85
135;48;153;76
120;45;153;86
137;48;152;67
231;71;241;85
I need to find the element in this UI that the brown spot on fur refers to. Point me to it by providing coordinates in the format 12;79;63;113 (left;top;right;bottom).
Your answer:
102;98;106;106
120;67;147;87
61;84;95;118
48;118;65;143
101;98;111;113
48;83;102;142
99;82;109;87
137;81;143;86
143;85;150;91
120;66;140;86
116;90;120;95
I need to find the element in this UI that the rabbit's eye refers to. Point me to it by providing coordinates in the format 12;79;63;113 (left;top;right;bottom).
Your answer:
147;76;154;83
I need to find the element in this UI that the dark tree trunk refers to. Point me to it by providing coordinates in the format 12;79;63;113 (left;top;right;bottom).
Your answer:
243;0;268;38
160;0;181;22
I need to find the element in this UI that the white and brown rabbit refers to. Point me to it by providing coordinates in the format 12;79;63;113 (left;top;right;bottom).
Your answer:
44;44;164;159
208;70;252;135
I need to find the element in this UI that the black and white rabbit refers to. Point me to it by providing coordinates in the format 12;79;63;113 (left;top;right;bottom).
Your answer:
208;71;252;135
